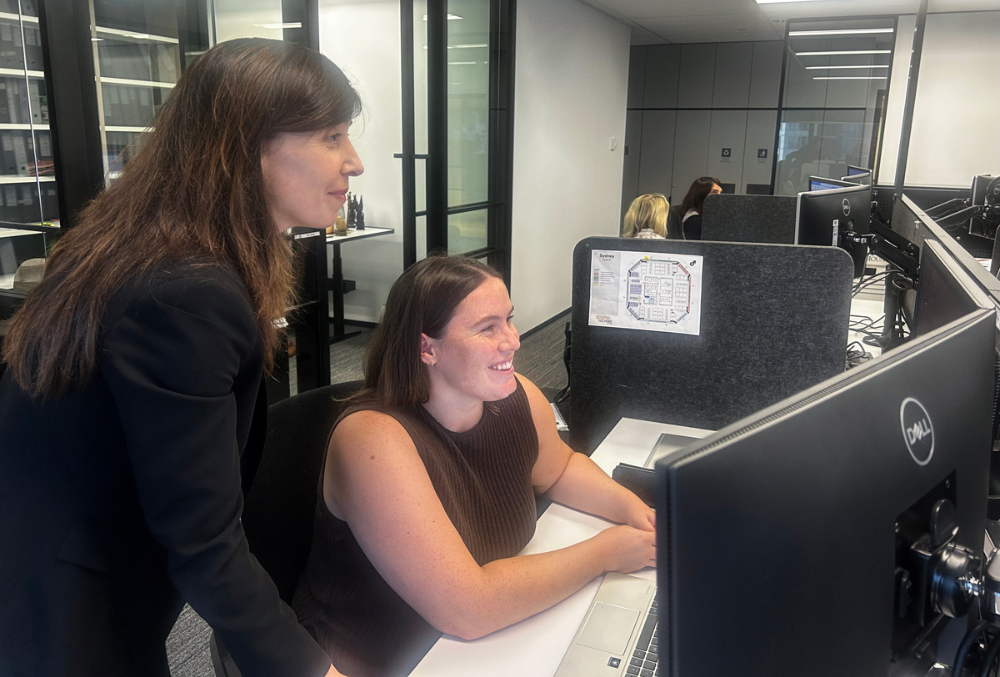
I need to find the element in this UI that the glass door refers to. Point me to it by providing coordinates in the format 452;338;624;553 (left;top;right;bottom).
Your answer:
401;0;514;279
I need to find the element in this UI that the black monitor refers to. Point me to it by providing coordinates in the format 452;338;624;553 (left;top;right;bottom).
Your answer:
847;164;871;176
972;175;995;206
912;239;989;337
795;184;872;277
655;306;996;676
841;171;871;186
808;175;852;191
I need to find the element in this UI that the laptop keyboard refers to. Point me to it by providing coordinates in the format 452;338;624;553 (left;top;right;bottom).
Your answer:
626;598;658;676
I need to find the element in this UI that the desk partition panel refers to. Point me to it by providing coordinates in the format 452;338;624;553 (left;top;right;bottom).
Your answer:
701;194;797;245
569;237;854;454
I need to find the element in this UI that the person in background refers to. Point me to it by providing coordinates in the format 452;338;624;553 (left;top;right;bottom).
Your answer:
622;193;677;239
0;39;360;677
293;255;656;677
679;176;723;240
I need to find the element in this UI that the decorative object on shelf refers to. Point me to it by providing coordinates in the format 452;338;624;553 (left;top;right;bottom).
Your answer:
356;195;365;230
346;192;356;229
333;204;347;235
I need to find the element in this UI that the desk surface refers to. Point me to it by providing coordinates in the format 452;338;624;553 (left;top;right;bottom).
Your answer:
325;226;394;244
409;418;713;677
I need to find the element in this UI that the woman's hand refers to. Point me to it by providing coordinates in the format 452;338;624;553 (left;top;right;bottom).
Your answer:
625;502;656;532
324;666;347;677
596;525;657;574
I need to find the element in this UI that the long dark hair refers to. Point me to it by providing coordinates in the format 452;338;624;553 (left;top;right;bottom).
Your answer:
359;255;503;407
4;39;361;398
680;176;722;216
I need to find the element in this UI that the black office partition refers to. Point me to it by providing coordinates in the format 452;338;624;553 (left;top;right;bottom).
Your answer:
700;194;797;245
569;237;854;454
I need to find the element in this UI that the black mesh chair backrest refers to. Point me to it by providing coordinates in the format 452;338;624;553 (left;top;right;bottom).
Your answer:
242;380;363;604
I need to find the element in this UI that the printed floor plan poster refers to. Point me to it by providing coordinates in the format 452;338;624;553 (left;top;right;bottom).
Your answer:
589;249;704;336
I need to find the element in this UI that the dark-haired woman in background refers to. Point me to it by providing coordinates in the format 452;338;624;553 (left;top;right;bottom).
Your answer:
678;176;722;240
293;255;657;677
0;39;358;677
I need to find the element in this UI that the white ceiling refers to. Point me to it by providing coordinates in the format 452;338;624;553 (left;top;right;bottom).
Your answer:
578;0;1000;44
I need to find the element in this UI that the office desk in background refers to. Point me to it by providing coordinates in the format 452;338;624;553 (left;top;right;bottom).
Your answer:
326;226;394;343
410;418;713;677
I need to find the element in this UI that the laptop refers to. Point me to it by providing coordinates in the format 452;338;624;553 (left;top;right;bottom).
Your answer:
554;432;702;676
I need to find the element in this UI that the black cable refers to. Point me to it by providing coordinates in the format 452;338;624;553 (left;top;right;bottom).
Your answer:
978;631;1000;677
955;620;994;677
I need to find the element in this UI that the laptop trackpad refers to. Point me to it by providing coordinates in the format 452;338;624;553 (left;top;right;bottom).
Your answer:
576;602;641;655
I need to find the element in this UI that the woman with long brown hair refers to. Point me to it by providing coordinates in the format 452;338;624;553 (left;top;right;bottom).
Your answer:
292;255;656;676
0;39;357;677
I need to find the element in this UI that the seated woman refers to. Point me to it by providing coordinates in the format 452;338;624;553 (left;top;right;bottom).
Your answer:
293;255;656;676
679;176;723;240
622;193;675;239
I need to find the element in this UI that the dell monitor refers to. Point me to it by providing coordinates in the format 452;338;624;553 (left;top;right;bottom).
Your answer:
808;175;852;192
796;184;872;277
655;306;996;677
841;171;872;186
847;164;871;176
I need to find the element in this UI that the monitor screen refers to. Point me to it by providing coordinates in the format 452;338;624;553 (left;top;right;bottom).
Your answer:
847;164;870;176
655;306;996;676
796;184;872;277
808;176;852;192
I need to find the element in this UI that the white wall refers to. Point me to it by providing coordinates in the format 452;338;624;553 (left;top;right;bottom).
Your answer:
905;11;1000;187
318;1;404;323
510;0;630;332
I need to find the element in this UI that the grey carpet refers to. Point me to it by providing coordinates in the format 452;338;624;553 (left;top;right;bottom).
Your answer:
166;312;571;675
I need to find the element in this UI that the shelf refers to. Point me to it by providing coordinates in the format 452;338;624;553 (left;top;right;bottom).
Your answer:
0;175;56;184
100;76;175;89
94;26;179;45
0;123;49;130
104;125;149;134
0;11;38;24
0;67;44;79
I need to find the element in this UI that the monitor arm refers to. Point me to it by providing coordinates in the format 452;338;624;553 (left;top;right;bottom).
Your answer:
844;215;920;349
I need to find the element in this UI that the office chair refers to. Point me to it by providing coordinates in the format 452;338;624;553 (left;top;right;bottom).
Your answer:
210;379;364;677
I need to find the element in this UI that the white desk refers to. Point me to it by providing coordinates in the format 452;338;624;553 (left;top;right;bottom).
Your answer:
409;418;713;677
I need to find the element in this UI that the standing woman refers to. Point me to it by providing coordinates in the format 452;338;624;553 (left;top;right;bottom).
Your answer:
0;39;358;676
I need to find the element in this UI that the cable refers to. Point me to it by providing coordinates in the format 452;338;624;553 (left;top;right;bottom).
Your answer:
978;631;1000;677
955;620;995;677
846;341;872;369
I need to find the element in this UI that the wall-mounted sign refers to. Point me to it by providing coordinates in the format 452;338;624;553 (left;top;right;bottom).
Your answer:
721;148;732;158
758;148;768;159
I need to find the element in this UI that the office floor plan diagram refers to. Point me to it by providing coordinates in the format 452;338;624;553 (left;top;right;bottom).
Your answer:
589;249;704;336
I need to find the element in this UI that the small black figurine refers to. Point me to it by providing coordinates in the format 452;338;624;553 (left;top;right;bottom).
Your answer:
346;194;356;229
356;195;365;230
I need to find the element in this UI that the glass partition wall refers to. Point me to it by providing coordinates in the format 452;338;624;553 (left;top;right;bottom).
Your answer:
774;17;896;195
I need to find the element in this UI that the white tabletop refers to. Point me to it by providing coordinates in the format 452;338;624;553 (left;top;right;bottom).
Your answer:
409;418;713;677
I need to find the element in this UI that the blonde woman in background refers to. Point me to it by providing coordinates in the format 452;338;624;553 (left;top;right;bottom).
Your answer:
622;193;678;239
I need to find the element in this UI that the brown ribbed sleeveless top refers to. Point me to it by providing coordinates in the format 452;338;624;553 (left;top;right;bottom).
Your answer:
292;379;539;677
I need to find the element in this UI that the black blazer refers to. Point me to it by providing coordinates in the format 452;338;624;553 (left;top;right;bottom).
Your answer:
0;264;329;677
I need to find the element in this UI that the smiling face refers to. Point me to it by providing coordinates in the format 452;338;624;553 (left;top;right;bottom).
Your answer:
421;276;521;407
260;121;364;232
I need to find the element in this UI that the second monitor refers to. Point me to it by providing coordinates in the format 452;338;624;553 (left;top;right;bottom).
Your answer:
795;183;872;277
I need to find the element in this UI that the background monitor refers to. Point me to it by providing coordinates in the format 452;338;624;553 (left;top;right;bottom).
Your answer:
912;239;988;337
795;184;872;277
808;175;852;191
841;171;871;186
972;174;995;206
655;306;996;677
719;182;736;194
847;164;871;176
745;183;771;195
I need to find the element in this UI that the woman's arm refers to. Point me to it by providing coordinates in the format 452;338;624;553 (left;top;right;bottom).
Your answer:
102;274;332;677
325;411;656;641
520;374;655;531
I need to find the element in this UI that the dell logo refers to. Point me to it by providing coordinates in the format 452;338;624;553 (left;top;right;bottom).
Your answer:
842;199;851;217
900;397;934;466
